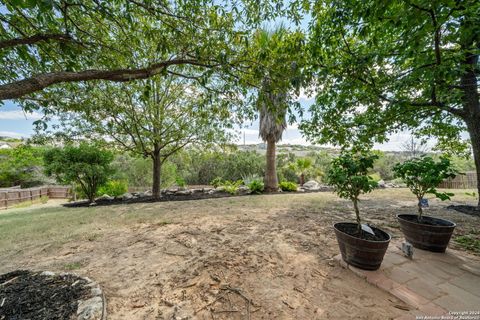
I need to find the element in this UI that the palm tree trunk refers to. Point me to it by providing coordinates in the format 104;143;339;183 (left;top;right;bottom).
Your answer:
264;138;278;192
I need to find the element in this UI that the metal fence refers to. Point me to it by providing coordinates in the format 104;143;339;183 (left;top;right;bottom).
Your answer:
0;186;71;210
439;171;477;189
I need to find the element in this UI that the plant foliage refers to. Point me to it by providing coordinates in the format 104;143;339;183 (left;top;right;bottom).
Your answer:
43;144;114;203
327;151;378;229
393;156;457;217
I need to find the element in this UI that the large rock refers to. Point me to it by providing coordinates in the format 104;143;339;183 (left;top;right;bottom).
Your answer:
121;192;133;200
377;180;386;188
302;180;320;191
238;185;250;194
96;194;114;201
175;190;192;195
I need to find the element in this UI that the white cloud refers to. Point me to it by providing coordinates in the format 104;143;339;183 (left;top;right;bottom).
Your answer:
0;110;43;120
0;131;26;138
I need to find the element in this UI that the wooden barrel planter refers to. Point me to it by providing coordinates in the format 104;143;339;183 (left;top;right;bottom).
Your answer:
333;222;391;271
397;214;456;253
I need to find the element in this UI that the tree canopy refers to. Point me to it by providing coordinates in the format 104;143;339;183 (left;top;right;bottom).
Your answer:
0;0;305;102
301;0;480;205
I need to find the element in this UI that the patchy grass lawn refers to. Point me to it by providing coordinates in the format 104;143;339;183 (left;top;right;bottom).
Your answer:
0;189;478;319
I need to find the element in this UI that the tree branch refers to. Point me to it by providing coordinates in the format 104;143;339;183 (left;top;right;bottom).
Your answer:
0;59;218;100
0;33;72;49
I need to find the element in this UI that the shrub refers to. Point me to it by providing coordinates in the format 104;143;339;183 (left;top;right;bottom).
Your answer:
279;181;297;192
40;195;49;204
97;180;128;197
248;179;264;194
368;172;382;182
210;177;224;188
221;180;243;195
393;156;457;218
327;150;378;232
175;177;187;188
44;144;114;203
241;174;262;186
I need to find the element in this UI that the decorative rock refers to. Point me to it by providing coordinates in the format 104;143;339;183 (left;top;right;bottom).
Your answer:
175;190;192;195
96;194;114;201
302;180;320;191
238;186;250;194
144;190;152;196
121;193;133;200
202;188;213;193
377;180;386;188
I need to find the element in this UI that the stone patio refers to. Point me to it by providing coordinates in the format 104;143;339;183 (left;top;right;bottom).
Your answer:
335;240;480;319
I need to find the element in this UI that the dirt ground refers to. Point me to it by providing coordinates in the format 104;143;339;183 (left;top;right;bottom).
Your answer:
1;189;479;319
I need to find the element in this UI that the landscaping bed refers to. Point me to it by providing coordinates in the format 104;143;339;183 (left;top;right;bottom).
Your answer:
63;185;333;208
447;204;480;217
0;270;104;320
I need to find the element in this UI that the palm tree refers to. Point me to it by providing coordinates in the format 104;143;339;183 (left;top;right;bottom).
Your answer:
288;157;313;186
252;27;303;192
258;80;287;192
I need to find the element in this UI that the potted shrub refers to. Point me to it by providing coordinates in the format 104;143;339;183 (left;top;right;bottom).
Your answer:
393;156;458;252
328;151;391;270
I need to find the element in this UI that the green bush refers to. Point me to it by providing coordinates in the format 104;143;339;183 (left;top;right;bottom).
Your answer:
279;181;297;192
210;177;224;188
97;180;128;197
44;144;114;203
175;177;187;188
40;195;49;204
393;156;457;218
248;179;264;194
221;180;243;195
368;172;382;182
327;150;378;230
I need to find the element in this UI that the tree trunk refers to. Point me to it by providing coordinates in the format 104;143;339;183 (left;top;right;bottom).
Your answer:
466;119;480;208
460;45;480;208
300;173;305;186
264;138;278;192
152;154;162;200
353;198;361;232
417;196;423;218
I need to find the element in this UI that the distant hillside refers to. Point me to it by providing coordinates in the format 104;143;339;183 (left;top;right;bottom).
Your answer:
237;143;413;157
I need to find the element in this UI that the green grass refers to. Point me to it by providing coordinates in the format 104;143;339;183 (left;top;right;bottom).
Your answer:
455;228;480;254
63;261;83;271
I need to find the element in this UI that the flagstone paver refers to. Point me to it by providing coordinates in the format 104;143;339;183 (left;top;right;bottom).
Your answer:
335;240;480;319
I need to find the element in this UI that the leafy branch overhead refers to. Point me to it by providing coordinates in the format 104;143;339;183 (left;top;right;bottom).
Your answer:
0;0;305;101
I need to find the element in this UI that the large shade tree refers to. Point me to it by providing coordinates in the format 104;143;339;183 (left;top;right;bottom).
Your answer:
0;0;305;103
46;76;233;199
301;0;480;207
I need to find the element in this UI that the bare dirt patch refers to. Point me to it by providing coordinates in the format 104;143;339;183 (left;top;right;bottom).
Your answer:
1;190;478;319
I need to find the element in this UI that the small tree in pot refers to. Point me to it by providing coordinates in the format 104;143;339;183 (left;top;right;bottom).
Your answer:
393;156;458;252
327;150;391;270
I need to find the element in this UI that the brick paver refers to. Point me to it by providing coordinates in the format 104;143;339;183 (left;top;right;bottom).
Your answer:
335;240;480;319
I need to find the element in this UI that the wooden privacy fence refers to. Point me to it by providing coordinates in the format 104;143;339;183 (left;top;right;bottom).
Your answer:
0;186;71;210
439;171;477;189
